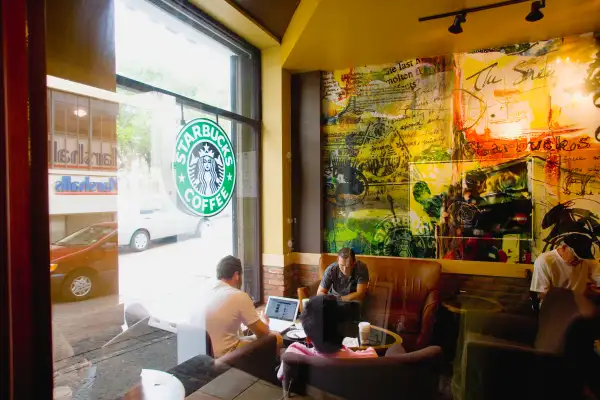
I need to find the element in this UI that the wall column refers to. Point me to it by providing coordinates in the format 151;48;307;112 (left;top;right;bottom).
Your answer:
261;46;294;300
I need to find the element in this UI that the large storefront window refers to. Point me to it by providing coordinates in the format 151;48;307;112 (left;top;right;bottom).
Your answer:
46;0;261;398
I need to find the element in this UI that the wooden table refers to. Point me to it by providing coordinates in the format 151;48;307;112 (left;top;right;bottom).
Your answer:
347;325;403;351
440;294;503;365
442;295;503;314
284;324;402;351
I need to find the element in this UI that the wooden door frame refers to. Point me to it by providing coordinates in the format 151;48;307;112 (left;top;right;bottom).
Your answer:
1;0;53;398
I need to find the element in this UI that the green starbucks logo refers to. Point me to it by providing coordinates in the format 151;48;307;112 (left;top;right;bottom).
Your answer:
173;118;236;217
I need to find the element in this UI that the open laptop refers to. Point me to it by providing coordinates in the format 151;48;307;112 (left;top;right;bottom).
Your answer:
265;296;300;333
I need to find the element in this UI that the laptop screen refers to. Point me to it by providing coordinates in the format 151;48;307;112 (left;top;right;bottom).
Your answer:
266;297;298;322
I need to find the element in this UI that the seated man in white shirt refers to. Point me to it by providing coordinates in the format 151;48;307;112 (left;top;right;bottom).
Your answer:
192;255;280;357
530;233;600;302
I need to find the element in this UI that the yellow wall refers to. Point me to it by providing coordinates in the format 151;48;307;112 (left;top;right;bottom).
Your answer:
261;47;292;257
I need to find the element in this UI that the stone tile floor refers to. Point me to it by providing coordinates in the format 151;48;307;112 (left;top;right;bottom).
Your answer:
181;365;329;400
184;368;300;400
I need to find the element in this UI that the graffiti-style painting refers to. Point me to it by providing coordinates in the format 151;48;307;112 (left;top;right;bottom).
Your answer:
323;32;600;264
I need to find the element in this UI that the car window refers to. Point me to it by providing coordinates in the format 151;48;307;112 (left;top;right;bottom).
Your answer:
55;226;115;246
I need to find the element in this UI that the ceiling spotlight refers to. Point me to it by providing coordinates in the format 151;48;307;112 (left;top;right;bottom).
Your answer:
526;0;545;22
448;13;466;34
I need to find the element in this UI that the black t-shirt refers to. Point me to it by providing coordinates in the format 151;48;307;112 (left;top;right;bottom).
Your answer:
320;260;369;297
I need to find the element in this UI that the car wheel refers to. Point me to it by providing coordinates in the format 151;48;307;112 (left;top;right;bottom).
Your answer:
62;270;95;301
130;229;150;251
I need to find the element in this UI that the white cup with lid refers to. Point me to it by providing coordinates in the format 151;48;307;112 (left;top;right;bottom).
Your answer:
358;321;371;345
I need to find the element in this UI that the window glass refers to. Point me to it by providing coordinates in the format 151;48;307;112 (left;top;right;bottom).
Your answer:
115;0;234;111
47;0;260;398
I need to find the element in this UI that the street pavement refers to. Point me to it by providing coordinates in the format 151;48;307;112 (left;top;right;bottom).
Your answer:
52;221;232;399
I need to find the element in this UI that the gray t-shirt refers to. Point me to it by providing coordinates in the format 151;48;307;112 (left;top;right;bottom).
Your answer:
320;260;369;297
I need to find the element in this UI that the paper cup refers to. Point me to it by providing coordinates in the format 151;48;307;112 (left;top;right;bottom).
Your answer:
358;322;371;345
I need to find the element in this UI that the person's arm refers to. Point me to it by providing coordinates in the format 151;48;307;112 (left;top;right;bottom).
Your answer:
530;257;551;298
341;283;367;301
588;260;600;287
341;262;369;301
247;313;270;338
317;266;334;296
239;294;270;338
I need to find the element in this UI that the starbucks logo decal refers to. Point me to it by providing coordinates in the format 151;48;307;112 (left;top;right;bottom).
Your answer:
174;118;236;217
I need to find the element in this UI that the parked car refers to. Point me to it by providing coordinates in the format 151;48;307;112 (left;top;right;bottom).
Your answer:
50;223;118;301
118;208;210;251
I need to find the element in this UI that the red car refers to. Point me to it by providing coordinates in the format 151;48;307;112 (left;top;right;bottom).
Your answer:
50;222;118;301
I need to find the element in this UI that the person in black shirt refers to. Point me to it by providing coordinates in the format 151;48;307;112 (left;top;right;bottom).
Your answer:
317;248;369;301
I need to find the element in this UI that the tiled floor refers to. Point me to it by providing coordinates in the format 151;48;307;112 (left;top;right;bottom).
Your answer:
184;369;281;400
184;368;313;400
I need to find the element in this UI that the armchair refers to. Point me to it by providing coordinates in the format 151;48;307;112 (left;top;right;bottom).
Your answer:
454;287;598;400
281;344;443;400
298;254;441;351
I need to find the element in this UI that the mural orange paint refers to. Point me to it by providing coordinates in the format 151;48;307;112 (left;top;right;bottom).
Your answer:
323;32;600;265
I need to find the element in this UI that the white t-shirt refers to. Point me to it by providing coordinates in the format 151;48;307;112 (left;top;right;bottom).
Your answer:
530;249;600;294
190;280;259;357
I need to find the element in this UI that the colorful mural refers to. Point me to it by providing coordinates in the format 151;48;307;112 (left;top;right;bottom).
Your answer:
323;32;600;264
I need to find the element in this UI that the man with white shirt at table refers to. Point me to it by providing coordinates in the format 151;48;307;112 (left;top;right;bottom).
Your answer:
191;255;281;357
530;233;600;303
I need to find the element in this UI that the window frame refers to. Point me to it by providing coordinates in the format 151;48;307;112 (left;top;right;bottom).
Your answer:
1;1;263;398
116;0;263;303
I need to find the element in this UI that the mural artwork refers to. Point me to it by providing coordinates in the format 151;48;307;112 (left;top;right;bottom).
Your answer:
323;32;600;264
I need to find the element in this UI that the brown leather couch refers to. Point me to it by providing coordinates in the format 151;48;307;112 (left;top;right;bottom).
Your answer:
299;254;442;351
281;344;443;400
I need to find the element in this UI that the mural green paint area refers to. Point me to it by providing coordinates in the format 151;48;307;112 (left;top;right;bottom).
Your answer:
323;32;600;265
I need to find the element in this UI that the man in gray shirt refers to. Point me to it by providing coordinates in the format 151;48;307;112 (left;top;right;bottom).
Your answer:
317;248;369;301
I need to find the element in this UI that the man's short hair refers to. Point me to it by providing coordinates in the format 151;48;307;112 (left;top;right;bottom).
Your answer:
337;247;355;261
300;295;346;354
216;255;243;280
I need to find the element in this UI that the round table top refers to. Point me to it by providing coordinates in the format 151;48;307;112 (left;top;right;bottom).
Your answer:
284;324;402;351
121;369;185;400
442;294;503;314
346;325;402;351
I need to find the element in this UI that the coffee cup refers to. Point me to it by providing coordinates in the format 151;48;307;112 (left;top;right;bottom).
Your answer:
358;322;371;345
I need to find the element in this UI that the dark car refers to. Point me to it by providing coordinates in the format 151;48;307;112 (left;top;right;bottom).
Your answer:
51;222;118;301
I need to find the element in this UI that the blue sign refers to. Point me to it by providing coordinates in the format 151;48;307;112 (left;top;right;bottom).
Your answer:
55;176;118;194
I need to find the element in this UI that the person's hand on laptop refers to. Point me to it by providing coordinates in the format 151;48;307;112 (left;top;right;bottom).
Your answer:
259;310;270;325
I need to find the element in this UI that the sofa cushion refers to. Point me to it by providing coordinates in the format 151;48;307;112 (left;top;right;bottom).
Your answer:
320;254;440;332
319;255;440;293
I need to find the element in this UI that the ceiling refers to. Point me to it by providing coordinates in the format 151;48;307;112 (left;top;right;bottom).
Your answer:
281;0;600;72
229;0;300;40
